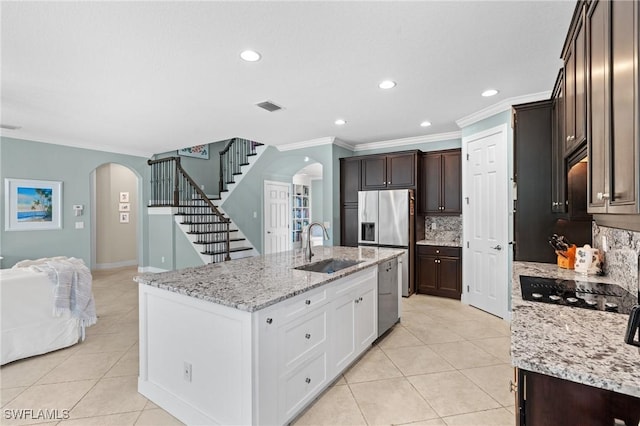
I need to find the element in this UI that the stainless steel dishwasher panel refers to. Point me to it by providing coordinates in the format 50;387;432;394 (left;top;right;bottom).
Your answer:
378;257;399;337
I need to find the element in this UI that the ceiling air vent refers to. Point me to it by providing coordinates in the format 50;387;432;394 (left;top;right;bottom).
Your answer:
256;100;283;112
0;124;21;130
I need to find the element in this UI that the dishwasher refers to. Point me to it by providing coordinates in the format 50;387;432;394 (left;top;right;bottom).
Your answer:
378;257;399;337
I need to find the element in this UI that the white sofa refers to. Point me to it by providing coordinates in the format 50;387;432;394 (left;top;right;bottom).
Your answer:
1;267;83;365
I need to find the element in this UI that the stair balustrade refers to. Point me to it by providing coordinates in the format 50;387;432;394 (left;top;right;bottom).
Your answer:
219;138;263;194
148;156;231;263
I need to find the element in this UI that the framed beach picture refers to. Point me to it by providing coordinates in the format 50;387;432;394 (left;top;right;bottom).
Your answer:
178;144;209;159
5;178;63;231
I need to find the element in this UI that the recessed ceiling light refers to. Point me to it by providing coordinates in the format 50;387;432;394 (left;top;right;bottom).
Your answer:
378;80;397;89
420;121;432;127
335;119;347;126
240;50;261;62
482;89;499;97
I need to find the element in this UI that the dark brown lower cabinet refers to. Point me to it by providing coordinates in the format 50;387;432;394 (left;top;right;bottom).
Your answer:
416;245;461;299
516;369;640;426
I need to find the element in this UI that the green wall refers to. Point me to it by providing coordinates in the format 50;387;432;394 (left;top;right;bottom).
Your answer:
311;179;323;223
1;137;149;269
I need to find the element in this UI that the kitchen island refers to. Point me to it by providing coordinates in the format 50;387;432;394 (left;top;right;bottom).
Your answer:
135;246;403;426
511;262;640;425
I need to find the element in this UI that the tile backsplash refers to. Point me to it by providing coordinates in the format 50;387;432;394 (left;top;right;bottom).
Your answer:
592;222;640;296
423;215;462;244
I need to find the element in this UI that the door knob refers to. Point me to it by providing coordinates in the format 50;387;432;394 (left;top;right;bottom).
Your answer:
492;245;502;251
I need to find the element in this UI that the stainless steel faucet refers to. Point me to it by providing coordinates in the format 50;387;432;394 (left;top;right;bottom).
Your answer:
304;222;330;262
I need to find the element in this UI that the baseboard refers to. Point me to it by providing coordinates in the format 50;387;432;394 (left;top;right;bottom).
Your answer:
137;266;169;273
94;260;138;270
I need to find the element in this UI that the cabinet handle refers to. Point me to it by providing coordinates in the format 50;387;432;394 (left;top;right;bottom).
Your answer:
305;299;311;305
305;377;311;384
597;192;610;201
266;318;273;324
359;296;363;302
305;333;311;339
436;250;440;253
355;298;360;304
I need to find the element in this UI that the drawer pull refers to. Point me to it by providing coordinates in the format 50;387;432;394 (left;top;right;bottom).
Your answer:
436;250;440;253
355;298;360;304
305;377;311;384
266;318;273;324
359;296;363;302
305;333;311;339
305;300;311;305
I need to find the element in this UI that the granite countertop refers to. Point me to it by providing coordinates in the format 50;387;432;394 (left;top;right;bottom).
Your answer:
511;261;640;398
416;239;462;248
135;246;404;313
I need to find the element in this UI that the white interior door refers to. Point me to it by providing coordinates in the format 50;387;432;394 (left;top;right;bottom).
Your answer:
462;124;509;318
264;181;291;254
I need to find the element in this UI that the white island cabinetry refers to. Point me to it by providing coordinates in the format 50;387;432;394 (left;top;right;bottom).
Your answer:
139;264;379;426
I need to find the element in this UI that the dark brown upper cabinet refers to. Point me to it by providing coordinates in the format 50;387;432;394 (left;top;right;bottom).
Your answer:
587;0;639;214
563;1;587;156
360;152;417;190
419;149;461;215
551;69;568;214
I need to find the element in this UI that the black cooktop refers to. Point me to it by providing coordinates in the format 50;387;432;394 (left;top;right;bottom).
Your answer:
519;275;637;315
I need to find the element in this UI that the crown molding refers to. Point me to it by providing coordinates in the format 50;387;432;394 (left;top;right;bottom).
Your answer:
277;137;337;151
0;132;152;158
352;131;462;152
455;91;552;129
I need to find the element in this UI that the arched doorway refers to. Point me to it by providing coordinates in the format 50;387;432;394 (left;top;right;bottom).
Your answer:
90;163;140;270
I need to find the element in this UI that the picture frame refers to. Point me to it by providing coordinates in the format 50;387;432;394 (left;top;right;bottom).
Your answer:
5;178;63;231
119;192;130;202
119;212;130;223
178;144;209;159
119;203;130;212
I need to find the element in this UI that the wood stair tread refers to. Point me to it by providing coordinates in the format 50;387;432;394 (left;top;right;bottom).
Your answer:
193;238;245;245
187;229;239;234
202;246;253;255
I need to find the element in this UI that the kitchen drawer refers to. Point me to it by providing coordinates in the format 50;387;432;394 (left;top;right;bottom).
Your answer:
281;287;328;323
417;245;461;258
280;309;328;371
280;350;328;421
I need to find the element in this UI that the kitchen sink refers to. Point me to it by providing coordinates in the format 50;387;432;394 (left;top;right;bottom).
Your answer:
294;258;364;274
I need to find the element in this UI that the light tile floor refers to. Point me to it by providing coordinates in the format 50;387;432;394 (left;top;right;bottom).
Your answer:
1;267;516;426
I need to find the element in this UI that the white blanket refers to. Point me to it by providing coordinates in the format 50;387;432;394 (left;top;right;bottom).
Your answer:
20;257;97;327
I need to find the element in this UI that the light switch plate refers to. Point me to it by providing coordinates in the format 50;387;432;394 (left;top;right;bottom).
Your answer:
75;222;84;229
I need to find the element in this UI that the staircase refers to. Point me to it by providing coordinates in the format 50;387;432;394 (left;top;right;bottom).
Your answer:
148;138;265;264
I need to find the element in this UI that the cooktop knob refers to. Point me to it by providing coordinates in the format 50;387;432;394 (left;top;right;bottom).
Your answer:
566;297;579;304
604;302;618;312
532;292;543;299
549;295;562;302
585;300;598;307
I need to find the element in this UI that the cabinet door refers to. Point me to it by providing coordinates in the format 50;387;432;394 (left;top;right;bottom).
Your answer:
340;158;361;204
608;0;638;213
341;204;359;247
361;156;387;190
565;7;586;154
552;71;567;213
386;153;415;188
354;284;376;350
416;254;438;294
587;0;608;212
437;256;461;299
441;151;462;214
331;291;356;373
422;153;442;213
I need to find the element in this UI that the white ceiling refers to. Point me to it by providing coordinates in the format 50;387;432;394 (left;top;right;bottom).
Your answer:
1;1;575;158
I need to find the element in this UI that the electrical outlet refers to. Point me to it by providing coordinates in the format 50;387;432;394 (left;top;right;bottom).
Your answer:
431;222;437;230
183;362;192;382
161;256;165;263
602;236;608;252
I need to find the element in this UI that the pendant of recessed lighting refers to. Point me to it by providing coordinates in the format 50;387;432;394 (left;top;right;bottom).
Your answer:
378;80;397;90
481;89;499;97
240;50;261;62
335;119;347;126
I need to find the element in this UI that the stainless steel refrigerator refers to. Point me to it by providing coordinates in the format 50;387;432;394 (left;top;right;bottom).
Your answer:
358;189;414;297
